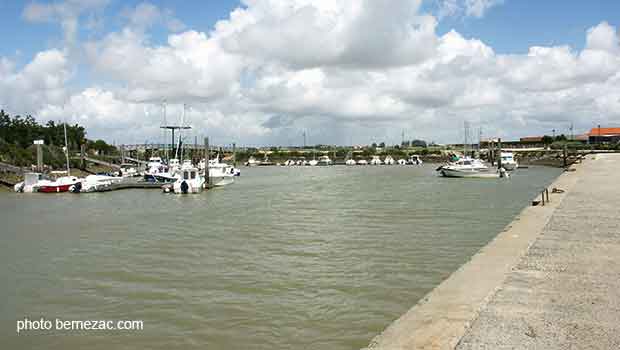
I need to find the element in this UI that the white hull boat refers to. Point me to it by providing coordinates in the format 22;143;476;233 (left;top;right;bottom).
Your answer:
438;157;508;178
167;164;205;194
370;156;382;165
71;174;123;193
500;152;518;171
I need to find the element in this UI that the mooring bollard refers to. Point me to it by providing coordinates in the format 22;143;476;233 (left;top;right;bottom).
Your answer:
546;188;550;203
542;189;546;206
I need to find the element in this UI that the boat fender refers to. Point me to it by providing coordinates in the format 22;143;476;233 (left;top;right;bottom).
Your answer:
181;181;189;194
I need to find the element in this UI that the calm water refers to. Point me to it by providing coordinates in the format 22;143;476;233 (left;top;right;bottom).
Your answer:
0;165;561;349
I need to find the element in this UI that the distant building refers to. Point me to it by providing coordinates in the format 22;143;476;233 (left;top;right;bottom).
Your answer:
588;127;620;144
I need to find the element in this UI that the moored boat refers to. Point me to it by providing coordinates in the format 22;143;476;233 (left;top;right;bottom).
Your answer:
500;152;518;171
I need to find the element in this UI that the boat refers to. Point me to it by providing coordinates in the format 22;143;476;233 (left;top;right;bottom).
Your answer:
14;172;47;193
166;163;205;193
38;175;81;193
438;157;507;178
500;152;518;171
119;163;139;177
245;156;260;166
317;155;332;166
370;156;383;165
409;155;423;165
143;157;177;183
384;155;395;165
198;156;236;186
397;159;407;165
357;159;368;165
207;159;236;186
168;158;181;174
71;174;123;193
146;157;167;174
345;159;357;166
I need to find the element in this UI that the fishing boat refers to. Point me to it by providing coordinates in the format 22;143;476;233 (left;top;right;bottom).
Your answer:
500;152;518;171
166;163;205;194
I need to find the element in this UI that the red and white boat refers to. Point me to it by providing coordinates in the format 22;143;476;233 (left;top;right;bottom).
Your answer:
37;176;81;193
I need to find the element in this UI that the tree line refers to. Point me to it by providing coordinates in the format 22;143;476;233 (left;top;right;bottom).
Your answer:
0;109;117;167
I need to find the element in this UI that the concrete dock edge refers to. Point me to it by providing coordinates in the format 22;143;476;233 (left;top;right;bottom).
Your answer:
363;158;586;350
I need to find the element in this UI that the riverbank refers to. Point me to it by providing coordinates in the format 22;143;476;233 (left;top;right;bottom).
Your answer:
365;154;611;349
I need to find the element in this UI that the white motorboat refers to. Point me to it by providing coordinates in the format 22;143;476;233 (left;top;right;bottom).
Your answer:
345;159;357;166
308;159;319;166
317;155;332;166
119;163;139;177
71;174;123;193
357;159;368;165
384;155;395;165
167;163;205;193
207;159;235;186
284;159;296;166
146;157;167;174
245;156;260;166
438;157;507;178
500;152;518;171
199;157;236;186
397;159;407;165
370;156;383;165
409;155;423;165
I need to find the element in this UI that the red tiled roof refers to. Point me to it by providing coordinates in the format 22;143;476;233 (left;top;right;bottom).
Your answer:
588;127;620;136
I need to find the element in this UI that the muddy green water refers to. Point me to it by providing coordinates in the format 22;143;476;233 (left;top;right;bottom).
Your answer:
0;165;561;349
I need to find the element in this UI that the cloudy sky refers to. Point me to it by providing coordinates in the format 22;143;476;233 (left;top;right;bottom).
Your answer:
1;0;620;146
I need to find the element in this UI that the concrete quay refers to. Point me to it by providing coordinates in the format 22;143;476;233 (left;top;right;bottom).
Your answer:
365;153;620;350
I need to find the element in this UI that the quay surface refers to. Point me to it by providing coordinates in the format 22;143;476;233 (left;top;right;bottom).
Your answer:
365;153;620;349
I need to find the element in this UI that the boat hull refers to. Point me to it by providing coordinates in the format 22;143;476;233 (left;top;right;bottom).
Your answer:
209;176;234;187
38;183;76;193
440;168;500;178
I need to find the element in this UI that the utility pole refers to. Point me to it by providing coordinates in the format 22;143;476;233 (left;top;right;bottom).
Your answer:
34;139;44;172
233;142;237;167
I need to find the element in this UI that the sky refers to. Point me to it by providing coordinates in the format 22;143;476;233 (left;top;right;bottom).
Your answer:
1;0;620;146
